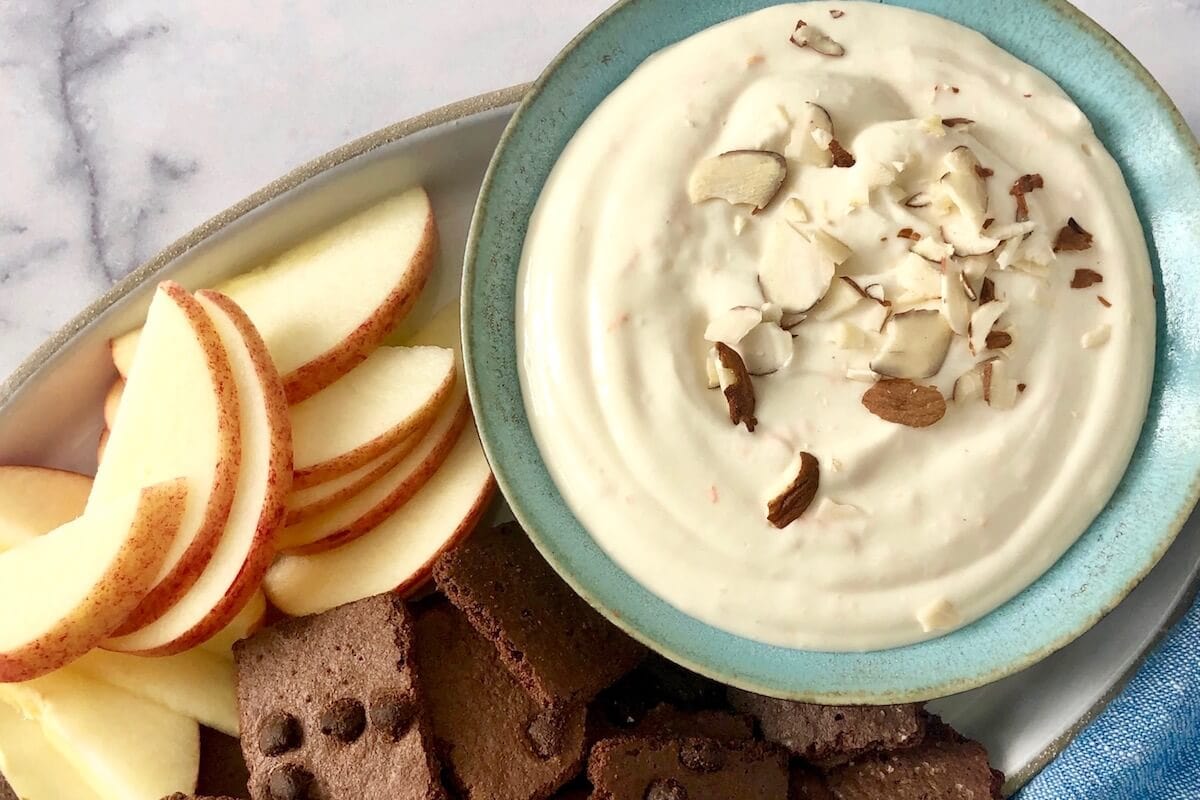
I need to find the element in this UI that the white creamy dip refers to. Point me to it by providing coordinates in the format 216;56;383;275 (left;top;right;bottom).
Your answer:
517;2;1154;650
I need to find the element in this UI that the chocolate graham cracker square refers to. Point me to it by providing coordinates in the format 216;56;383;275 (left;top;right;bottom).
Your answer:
414;601;587;800
728;688;926;765
433;523;645;707
820;719;1003;799
588;736;789;800
233;594;444;800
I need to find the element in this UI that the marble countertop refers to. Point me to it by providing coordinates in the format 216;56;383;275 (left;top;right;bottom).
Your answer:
1;0;1196;375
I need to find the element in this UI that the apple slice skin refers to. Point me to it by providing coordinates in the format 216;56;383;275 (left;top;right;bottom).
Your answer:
0;479;188;683
105;291;292;656
265;420;496;616
278;395;470;555
199;589;266;658
285;420;434;526
281;204;438;403
105;283;242;636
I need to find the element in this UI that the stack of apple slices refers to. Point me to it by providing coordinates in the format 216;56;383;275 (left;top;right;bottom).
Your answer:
0;188;497;799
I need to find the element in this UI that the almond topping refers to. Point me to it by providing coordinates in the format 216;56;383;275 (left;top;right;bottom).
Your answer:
737;322;794;375
714;343;757;431
688;150;787;212
1054;218;1094;252
982;359;1019;409
786;103;835;167
940;260;972;336
829;8;845;18
871;309;953;379
897;227;921;241
979;277;997;304
1098;295;1112;308
861;379;947;428
942;117;975;128
985;330;1013;349
829;139;856;167
968;300;1009;355
974;165;994;178
789;19;845;57
904;191;933;209
704;306;763;345
759;221;836;312
1070;268;1103;289
1009;173;1044;222
940;146;989;229
766;452;820;528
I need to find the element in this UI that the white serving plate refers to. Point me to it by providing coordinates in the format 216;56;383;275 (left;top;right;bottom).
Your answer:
0;87;1195;793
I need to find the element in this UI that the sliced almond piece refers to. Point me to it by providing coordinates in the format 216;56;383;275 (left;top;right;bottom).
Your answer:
917;597;960;632
895;252;942;303
828;139;856;168
940;260;972;335
968;300;1009;355
870;309;953;379
1070;268;1104;289
714;343;757;431
704;306;763;344
760;302;784;324
766;451;820;528
983;358;1019;409
941;217;1000;257
1054;217;1094;252
985;329;1013;349
952;362;988;402
786;103;835;167
705;348;721;389
986;220;1037;242
688;150;787;212
737;322;794;375
783;197;811;224
994;234;1022;270
759;222;836;312
1009;173;1045;222
805;229;853;265
959;254;992;298
911;235;954;263
806;276;866;320
861;378;946;427
904;191;933;209
939;147;989;229
789;19;845;57
846;367;878;382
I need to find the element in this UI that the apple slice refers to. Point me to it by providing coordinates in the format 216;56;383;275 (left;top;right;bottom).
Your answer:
109;188;438;402
104;291;292;656
0;670;199;799
199;589;266;658
0;701;104;800
276;301;465;553
265;417;495;616
277;390;469;554
72;647;238;735
103;379;124;428
97;428;109;463
291;345;454;488
0;466;91;553
0;479;187;682
285;421;433;525
90;282;242;635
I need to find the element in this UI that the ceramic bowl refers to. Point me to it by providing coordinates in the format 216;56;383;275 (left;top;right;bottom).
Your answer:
462;0;1200;702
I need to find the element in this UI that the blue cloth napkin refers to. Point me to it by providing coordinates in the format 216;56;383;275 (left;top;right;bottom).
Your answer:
1018;593;1200;799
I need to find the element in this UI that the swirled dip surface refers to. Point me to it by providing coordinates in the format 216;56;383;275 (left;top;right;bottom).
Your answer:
517;2;1154;650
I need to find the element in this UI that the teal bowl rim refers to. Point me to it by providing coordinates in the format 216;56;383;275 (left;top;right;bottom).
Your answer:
462;0;1200;706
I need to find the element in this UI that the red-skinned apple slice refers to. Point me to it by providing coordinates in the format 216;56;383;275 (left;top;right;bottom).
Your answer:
264;417;495;616
0;466;91;553
199;589;266;658
0;702;104;800
104;290;291;655
91;282;242;635
109;188;438;402
285;420;433;526
0;479;187;682
276;390;469;554
290;345;454;488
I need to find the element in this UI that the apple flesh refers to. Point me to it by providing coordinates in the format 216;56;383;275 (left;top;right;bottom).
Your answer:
0;670;199;799
199;589;266;658
285;421;432;525
102;379;124;428
72;647;238;735
0;465;91;552
109;188;438;402
104;291;291;656
290;345;455;488
265;416;495;616
0;700;104;799
91;282;242;635
0;479;187;682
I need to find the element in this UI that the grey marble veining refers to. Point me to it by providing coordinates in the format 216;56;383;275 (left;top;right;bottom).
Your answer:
0;0;1197;375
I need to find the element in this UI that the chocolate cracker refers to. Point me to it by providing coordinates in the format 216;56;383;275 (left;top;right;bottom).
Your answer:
728;689;925;765
588;736;789;800
0;774;15;800
822;719;1003;799
433;523;645;707
414;601;587;800
233;594;443;800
